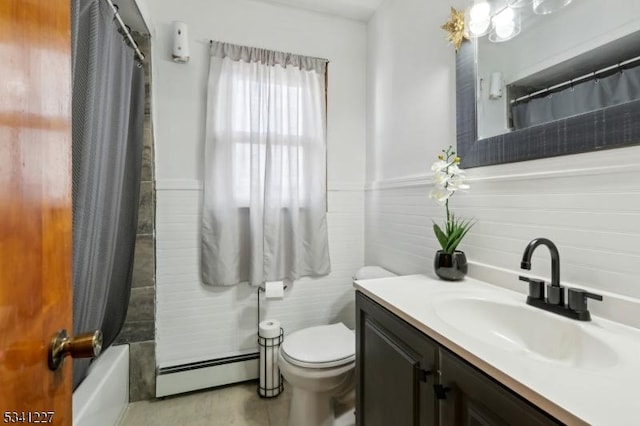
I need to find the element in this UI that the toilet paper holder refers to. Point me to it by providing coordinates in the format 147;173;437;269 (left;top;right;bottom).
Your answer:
256;282;289;333
257;325;284;398
256;282;288;328
257;283;289;293
256;282;287;399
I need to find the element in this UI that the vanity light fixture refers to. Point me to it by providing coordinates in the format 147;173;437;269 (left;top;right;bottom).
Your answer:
488;6;521;42
507;0;533;7
466;0;571;43
468;1;491;37
532;0;573;15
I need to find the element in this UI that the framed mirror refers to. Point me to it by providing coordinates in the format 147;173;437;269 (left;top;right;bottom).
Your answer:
457;0;640;168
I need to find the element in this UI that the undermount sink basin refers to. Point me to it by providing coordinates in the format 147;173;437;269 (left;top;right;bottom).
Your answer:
434;297;618;369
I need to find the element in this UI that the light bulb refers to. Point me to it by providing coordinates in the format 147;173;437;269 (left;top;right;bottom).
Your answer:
489;6;521;42
468;1;491;37
470;1;490;21
495;22;515;39
469;19;491;36
493;7;515;26
533;0;573;15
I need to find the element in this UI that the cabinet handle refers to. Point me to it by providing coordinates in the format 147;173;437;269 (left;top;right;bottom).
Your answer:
433;384;451;400
419;369;433;382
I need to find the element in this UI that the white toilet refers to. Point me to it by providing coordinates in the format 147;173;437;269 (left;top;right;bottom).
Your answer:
279;266;396;426
279;323;355;426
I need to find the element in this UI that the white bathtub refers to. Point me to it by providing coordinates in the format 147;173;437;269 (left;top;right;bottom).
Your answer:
73;344;129;426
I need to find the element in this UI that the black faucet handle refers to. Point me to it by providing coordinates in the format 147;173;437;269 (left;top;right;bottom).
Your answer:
519;276;545;300
568;288;603;313
546;284;565;306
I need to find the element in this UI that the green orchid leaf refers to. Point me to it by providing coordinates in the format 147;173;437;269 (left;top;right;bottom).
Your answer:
447;218;475;252
433;222;449;250
445;227;464;252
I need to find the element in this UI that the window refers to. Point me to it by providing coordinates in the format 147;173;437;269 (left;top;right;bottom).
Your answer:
201;42;330;286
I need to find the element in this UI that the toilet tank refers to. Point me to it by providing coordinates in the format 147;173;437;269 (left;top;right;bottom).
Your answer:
341;266;396;329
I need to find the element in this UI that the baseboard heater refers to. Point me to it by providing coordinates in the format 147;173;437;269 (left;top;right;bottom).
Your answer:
156;352;259;397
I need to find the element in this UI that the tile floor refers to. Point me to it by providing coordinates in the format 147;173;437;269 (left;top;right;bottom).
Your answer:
119;381;291;426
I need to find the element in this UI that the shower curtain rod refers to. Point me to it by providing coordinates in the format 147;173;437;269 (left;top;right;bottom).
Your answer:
104;0;145;63
511;54;640;104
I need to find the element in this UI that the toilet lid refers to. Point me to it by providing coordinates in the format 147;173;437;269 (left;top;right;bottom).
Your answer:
281;323;355;369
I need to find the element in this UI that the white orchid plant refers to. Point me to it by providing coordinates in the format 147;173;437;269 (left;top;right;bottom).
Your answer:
429;146;475;255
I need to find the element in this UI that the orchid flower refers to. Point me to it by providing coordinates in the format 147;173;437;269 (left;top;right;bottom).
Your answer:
447;163;464;176
430;146;475;254
433;170;450;186
431;160;452;173
429;187;452;205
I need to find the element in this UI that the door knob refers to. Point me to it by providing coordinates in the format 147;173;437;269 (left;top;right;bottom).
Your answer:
48;329;103;371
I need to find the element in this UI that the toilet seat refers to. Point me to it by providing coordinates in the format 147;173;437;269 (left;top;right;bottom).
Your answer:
281;323;355;369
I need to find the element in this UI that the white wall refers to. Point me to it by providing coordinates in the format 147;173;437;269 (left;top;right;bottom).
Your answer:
366;0;459;183
146;0;367;367
148;0;366;186
364;0;462;270
365;0;640;312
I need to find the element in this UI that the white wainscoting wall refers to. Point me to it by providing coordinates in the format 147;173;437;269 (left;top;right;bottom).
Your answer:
365;147;640;306
156;180;364;369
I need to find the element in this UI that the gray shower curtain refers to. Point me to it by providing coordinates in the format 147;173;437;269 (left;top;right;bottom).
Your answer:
71;0;145;388
512;64;640;129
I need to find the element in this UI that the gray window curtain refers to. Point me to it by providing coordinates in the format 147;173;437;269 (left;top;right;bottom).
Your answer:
71;0;145;389
201;41;331;286
512;65;640;129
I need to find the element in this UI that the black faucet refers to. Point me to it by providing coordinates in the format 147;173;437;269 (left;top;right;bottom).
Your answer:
520;238;564;305
519;238;602;321
521;238;560;286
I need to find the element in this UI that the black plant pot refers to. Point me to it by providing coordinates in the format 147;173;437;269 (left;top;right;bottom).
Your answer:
434;250;468;281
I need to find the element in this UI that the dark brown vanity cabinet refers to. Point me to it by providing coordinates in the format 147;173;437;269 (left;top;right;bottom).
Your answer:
356;293;561;426
356;292;438;426
438;349;558;425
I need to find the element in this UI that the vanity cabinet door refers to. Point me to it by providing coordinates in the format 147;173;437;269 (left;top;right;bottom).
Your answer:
356;293;437;426
438;349;560;426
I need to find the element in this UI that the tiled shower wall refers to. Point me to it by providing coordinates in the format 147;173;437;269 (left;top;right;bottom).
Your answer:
114;34;156;402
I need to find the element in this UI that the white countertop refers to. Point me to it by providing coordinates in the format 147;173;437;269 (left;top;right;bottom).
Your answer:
354;274;640;426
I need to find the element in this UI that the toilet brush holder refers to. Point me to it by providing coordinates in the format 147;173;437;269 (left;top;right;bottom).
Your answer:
258;320;284;398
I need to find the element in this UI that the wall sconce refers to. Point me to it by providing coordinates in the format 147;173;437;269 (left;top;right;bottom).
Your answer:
172;21;190;64
489;71;503;99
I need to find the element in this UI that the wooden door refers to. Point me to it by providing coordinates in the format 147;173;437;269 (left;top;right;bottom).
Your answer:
0;0;73;424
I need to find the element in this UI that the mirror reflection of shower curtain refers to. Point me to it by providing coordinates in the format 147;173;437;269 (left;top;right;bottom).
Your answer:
71;0;145;389
512;65;640;129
